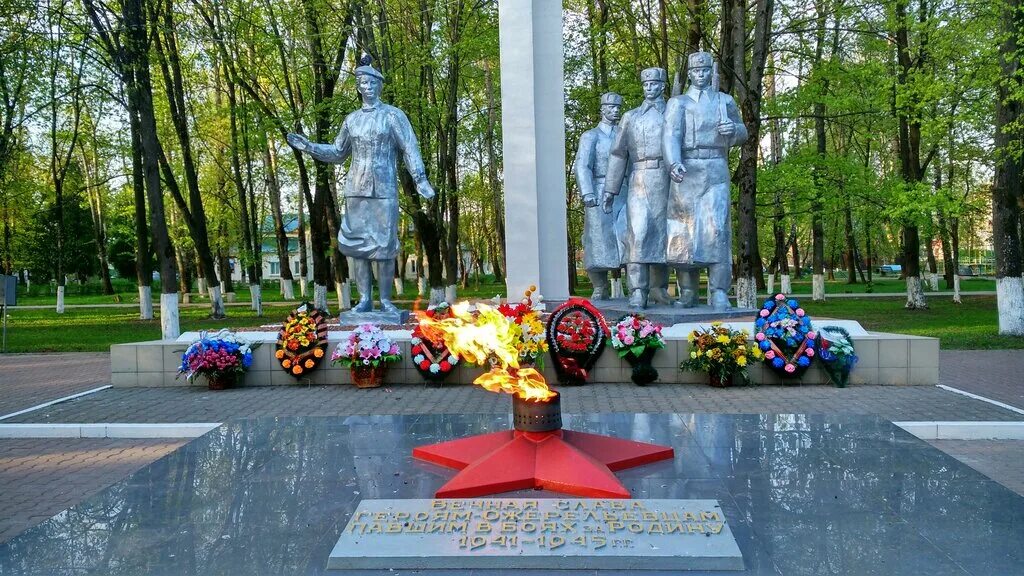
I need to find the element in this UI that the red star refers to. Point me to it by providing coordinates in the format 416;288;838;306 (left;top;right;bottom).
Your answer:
412;429;674;499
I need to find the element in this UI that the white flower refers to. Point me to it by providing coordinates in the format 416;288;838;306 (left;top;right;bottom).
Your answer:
429;363;441;374
414;354;425;363
410;337;422;345
449;356;459;365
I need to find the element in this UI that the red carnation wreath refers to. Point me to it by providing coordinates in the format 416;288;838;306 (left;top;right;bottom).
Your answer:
410;303;461;383
545;298;609;385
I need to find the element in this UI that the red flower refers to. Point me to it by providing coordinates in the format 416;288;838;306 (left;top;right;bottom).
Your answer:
419;360;431;370
439;360;451;371
412;344;422;355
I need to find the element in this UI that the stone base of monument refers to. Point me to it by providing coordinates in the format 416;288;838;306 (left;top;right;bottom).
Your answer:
590;298;758;324
337;308;410;326
327;498;744;571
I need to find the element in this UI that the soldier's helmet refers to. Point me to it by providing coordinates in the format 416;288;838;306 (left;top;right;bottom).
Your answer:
600;93;623;105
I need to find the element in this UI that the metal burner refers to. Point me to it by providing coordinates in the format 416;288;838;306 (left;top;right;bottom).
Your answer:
512;392;562;432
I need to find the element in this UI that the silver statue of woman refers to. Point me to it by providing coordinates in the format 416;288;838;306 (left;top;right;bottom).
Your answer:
663;52;747;310
287;58;435;315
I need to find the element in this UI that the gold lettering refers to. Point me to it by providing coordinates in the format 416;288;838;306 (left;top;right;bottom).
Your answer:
414;512;429;521
557;501;569;510
642;512;656;521
431;501;445;509
700;511;721;522
524;501;538;509
707;522;724;534
687;523;705;533
386;523;402;534
407;523;425;533
521;522;537;533
563;512;577;521
540;522;557;533
501;522;517;533
560;522;576;532
627;523;643;534
483;510;500;521
426;523;444;534
608;521;624;533
524;511;540;521
622;512;637;521
648;523;663;534
502;510;521;521
683;512;699;522
664;522;684;534
394;511;409;520
475;522;492;533
448;522;468;533
368;523;383;534
611;502;625;510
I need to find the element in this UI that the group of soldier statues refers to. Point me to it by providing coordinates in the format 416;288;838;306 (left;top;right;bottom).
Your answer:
575;51;748;311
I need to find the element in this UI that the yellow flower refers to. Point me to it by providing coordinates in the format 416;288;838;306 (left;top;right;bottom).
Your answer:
690;351;697;359
711;321;722;327
716;334;730;344
737;356;747;367
687;332;696;343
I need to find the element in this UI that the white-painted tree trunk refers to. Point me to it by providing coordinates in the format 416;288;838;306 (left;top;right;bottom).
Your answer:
56;286;65;314
929;273;939;291
812;274;825;302
249;284;262;316
197;277;207;294
905;276;928;309
208;285;225;318
418;277;427;297
766;273;775;295
430;287;446;306
298;278;308;299
610;277;623;299
996;276;1024;335
444;284;457;304
735;277;757;309
335;280;351;311
281;278;295;300
314;283;329;313
160;292;180;339
781;274;792;294
394;277;404;296
953;274;961;304
138;286;153;320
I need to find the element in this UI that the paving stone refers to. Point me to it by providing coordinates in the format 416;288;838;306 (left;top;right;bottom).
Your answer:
0;353;110;416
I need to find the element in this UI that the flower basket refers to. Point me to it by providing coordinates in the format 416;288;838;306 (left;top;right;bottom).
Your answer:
332;323;401;387
178;329;255;390
611;314;665;386
206;372;239;390
275;303;329;379
623;346;659;386
680;322;761;386
545;298;609;386
351;364;388;388
754;294;817;379
818;325;858;388
411;303;461;384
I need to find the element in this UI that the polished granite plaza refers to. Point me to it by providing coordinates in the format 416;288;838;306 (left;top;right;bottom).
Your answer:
0;413;1021;575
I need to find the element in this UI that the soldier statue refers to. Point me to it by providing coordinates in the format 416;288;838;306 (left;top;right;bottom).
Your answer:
287;57;435;316
603;68;673;309
575;92;628;300
663;52;748;310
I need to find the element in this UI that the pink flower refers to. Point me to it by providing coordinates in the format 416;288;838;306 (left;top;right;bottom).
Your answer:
775;293;785;300
623;335;635;345
759;309;770;317
389;344;400;355
755;333;765;341
784;363;796;373
806;348;815;357
796;308;805;317
765;350;776;359
807;331;817;340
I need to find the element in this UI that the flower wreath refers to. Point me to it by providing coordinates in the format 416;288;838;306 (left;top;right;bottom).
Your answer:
410;303;461;382
275;303;329;378
544;297;609;385
754;294;816;377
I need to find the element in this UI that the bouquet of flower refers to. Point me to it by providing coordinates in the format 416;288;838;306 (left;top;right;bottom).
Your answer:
817;325;858;387
178;329;254;389
754;294;816;378
275;304;329;377
610;314;665;385
680;322;761;386
411;303;461;382
496;286;548;368
331;323;402;369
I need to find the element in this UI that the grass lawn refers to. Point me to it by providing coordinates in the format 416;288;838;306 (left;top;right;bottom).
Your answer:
2;295;1018;353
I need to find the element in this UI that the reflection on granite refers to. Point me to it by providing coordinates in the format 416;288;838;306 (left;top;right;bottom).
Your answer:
1;414;1021;575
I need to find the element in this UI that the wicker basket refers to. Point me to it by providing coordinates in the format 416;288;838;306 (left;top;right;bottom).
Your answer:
351;365;387;388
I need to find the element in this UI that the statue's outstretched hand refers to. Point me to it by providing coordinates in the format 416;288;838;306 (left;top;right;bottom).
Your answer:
601;192;615;214
582;194;598;208
417;180;436;200
286;133;310;152
670;162;687;183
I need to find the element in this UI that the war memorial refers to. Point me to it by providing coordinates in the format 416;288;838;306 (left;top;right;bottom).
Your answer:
0;1;1022;575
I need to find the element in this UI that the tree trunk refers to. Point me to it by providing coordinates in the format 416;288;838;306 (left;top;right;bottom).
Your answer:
992;0;1024;334
264;136;294;299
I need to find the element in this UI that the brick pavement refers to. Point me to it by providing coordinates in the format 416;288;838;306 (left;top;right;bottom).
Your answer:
927;440;1024;497
0;438;186;543
0;353;109;417
939;350;1024;410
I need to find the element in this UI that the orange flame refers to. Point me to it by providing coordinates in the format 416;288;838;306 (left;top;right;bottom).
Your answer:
415;301;556;402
